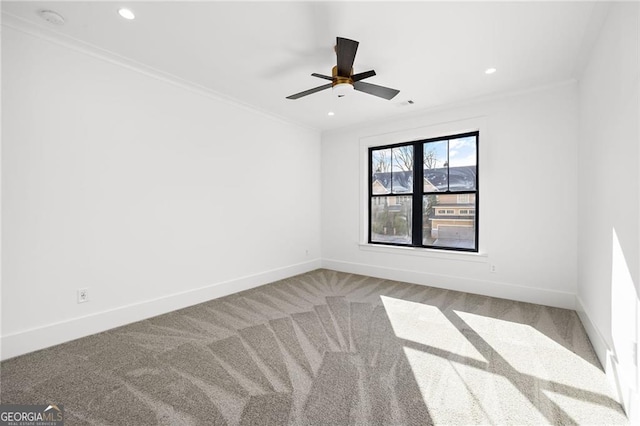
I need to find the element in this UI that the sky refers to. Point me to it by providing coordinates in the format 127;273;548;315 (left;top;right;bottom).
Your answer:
372;135;477;173
426;135;477;169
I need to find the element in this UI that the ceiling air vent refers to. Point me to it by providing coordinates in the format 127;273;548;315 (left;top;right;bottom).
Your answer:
397;100;415;107
37;10;66;26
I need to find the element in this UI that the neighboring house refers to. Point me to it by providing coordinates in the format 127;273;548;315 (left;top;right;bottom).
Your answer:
427;192;476;240
371;180;408;208
371;166;477;243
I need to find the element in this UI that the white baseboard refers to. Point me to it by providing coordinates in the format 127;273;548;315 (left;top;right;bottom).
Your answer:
0;259;321;361
322;258;576;310
575;296;611;372
575;296;637;422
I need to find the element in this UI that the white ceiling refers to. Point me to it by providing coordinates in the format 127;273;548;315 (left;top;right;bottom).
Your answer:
2;1;603;132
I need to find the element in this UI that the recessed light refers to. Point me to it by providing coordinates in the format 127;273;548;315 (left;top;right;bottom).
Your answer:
118;8;135;20
328;111;335;116
485;67;497;75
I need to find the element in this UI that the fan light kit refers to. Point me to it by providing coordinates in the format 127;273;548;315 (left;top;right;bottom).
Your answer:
287;37;400;101
333;83;353;97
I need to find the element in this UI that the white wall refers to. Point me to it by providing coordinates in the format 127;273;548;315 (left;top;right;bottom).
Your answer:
1;24;321;359
577;2;639;420
322;82;579;309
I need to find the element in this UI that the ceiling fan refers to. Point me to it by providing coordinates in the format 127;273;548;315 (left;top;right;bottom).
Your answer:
286;37;400;101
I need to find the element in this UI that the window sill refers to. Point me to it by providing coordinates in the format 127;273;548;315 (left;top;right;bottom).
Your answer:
358;243;488;263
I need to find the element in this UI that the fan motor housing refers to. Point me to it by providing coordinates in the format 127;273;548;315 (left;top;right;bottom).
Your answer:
332;66;354;97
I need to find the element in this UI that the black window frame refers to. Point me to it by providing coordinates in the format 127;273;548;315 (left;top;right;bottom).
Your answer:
368;131;479;252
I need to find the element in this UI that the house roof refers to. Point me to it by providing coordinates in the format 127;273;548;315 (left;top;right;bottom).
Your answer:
373;165;476;193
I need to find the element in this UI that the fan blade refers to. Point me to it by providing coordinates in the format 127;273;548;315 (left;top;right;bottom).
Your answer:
286;83;332;100
354;81;400;100
351;70;376;82
311;73;333;81
336;37;359;77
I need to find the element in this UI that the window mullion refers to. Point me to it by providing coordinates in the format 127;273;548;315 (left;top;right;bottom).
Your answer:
446;139;450;192
412;142;423;246
368;149;373;243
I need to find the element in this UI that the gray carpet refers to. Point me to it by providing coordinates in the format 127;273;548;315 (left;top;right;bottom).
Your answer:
0;269;628;425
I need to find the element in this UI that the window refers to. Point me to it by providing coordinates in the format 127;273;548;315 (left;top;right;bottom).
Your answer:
457;194;470;204
369;131;478;252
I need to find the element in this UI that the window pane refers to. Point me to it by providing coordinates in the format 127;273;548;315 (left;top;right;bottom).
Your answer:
423;140;448;191
391;146;413;194
371;196;412;244
448;135;477;191
371;149;391;194
423;194;476;250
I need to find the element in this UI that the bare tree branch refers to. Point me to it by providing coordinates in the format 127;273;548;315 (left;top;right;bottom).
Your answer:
393;146;413;171
424;149;438;169
373;150;390;173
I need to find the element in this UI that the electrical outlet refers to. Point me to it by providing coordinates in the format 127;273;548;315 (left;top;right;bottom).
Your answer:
78;288;89;303
490;264;497;273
